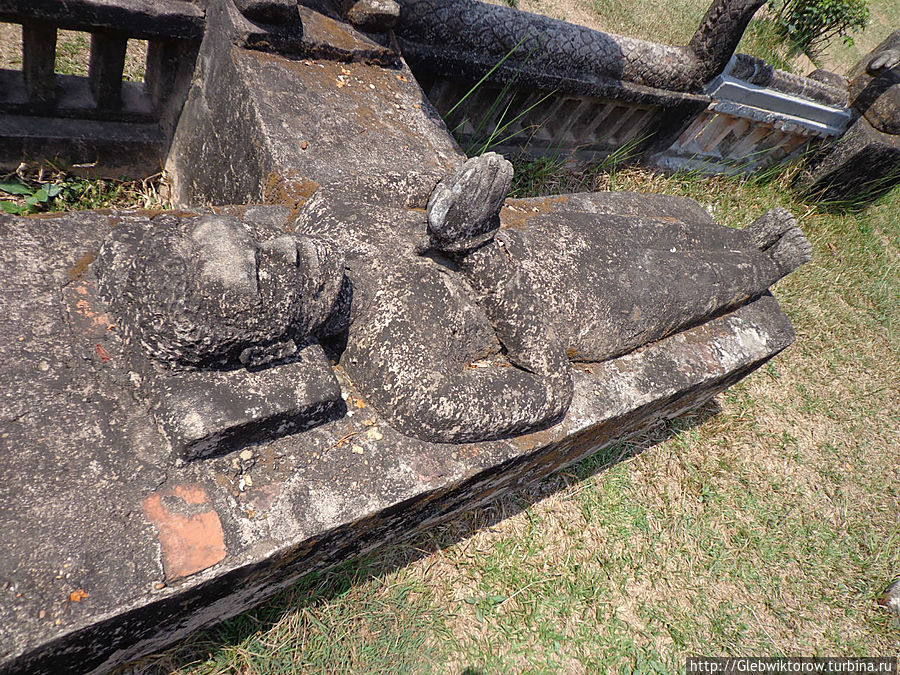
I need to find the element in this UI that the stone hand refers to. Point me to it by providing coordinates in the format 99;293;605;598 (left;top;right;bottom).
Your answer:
425;152;513;254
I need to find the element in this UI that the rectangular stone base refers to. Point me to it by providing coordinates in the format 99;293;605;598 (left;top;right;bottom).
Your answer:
0;210;795;675
142;341;343;460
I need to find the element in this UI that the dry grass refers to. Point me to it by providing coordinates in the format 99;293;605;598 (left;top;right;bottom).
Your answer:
483;0;711;46
0;22;147;80
812;0;900;74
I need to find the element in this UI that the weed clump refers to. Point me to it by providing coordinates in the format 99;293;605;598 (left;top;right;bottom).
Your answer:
0;166;165;215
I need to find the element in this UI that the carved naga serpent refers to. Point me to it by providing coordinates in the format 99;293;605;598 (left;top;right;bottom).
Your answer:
395;0;766;93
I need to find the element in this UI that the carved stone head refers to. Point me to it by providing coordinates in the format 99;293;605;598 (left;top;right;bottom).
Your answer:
96;213;345;370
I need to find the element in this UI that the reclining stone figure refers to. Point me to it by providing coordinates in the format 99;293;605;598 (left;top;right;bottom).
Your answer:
96;154;811;452
296;153;810;443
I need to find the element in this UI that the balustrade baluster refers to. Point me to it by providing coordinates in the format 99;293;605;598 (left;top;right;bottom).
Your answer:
145;38;181;109
89;31;127;109
21;22;57;108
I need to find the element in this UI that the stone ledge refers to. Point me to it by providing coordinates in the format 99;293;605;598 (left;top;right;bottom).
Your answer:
0;209;795;674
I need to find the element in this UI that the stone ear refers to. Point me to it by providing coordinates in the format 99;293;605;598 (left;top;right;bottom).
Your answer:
295;234;347;335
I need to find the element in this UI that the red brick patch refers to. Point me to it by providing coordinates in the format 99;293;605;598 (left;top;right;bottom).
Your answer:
63;281;114;338
142;484;226;583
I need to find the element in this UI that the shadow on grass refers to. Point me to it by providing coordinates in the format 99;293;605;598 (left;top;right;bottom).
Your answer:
121;401;721;674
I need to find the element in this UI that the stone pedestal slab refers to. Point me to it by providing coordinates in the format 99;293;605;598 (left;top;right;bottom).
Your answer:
0;208;795;674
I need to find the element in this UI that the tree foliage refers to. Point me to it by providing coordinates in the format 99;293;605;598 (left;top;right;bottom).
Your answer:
768;0;870;58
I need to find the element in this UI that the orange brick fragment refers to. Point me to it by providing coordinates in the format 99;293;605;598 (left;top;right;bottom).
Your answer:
142;484;226;582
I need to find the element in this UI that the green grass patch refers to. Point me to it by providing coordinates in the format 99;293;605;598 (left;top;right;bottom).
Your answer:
0;171;165;214
139;557;449;674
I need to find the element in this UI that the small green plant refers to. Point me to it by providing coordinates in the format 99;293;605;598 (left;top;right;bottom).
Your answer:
768;0;870;59
0;172;165;215
0;177;61;214
445;37;563;157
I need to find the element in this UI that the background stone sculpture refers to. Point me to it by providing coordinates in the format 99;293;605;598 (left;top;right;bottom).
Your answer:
395;0;766;93
802;30;900;202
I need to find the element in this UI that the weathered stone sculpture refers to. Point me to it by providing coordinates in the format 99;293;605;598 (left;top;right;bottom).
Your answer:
396;0;766;93
91;154;810;451
293;153;811;443
848;32;900;136
97;213;344;370
95;212;346;458
804;31;900;202
298;153;575;442
0;1;820;671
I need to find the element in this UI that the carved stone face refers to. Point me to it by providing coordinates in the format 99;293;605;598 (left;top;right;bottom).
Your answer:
97;213;345;370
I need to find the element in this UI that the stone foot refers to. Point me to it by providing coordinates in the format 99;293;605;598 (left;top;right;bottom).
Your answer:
744;206;812;276
425;152;514;255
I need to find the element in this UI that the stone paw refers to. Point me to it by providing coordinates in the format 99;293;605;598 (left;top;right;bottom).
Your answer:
426;152;514;255
768;224;813;276
744;206;811;276
868;49;900;74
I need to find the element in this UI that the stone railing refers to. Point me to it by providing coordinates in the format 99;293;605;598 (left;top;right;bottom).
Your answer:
395;0;858;175
395;0;748;162
0;0;203;175
417;75;706;162
657;55;852;173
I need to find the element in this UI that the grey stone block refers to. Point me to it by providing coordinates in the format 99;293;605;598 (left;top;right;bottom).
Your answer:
139;341;344;460
0;208;798;674
167;1;461;208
